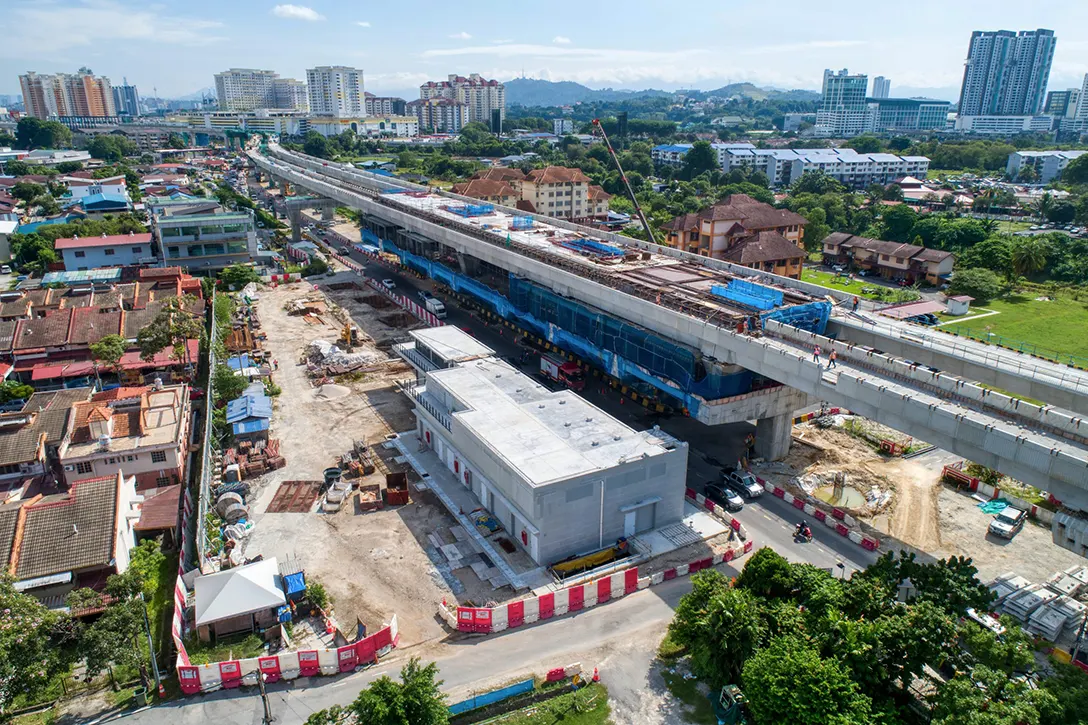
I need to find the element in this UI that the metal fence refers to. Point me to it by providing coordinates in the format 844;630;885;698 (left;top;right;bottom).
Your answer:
946;326;1088;371
192;287;220;574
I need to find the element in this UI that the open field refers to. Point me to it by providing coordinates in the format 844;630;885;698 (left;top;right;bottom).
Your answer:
941;293;1088;361
801;268;880;298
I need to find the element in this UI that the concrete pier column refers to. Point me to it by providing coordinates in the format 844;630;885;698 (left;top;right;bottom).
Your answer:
291;217;302;243
321;204;335;221
755;412;792;461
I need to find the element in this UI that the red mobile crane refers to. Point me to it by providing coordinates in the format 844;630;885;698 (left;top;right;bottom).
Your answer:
591;118;656;244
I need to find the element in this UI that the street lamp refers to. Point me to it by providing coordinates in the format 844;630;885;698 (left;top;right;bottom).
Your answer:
257;672;275;724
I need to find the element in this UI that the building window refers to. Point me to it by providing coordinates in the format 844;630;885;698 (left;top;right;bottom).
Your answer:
104;249;115;256
151;450;167;463
76;461;93;474
74;250;86;258
156;476;170;487
131;247;142;254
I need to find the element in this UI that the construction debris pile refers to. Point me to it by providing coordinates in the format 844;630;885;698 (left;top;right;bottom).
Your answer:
988;566;1088;642
305;339;384;381
223;438;285;480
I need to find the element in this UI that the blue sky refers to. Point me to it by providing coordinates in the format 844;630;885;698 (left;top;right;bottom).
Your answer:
3;0;1087;101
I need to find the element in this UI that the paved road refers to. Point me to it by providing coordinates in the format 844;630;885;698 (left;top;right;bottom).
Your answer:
125;575;712;725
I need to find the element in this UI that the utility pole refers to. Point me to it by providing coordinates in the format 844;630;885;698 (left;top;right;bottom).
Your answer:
139;592;163;696
257;672;275;724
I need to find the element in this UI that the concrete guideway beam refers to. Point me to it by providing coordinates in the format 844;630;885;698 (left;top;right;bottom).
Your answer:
251;151;1088;502
829;316;1088;415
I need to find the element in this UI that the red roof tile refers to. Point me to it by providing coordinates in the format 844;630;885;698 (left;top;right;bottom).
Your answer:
54;233;153;250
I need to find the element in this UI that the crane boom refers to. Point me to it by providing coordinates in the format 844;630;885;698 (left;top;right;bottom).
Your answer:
592;118;656;244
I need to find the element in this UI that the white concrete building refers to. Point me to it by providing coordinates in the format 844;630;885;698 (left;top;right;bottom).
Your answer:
719;147;929;188
214;69;278;112
273;78;308;111
306;66;365;118
395;327;688;565
959;29;1055;117
420;74;505;125
553;118;574;135
953;114;1056;134
306;116;418;138
1006;150;1087;182
872;76;891;99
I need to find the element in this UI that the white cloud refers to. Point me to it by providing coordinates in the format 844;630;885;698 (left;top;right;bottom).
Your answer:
271;4;325;21
492;39;514;44
552;36;572;45
0;0;226;57
356;21;371;27
449;31;472;40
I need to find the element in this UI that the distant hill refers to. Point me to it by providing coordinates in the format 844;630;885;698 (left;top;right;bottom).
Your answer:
505;78;820;107
505;78;672;107
704;83;821;102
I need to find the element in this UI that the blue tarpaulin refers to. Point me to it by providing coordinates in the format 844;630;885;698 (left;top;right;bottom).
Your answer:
226;393;273;423
226;354;251;371
283;571;307;597
232;418;270;436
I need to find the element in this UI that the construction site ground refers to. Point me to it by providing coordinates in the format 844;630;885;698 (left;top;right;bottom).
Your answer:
755;420;1086;584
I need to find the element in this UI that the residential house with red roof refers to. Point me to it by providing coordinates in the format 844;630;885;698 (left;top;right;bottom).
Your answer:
58;382;191;490
0;471;140;602
661;194;809;278
55;231;155;270
822;232;955;284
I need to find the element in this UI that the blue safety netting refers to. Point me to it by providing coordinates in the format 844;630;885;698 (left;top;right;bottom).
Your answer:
378;240;765;414
446;203;494;218
511;216;534;230
762;300;832;335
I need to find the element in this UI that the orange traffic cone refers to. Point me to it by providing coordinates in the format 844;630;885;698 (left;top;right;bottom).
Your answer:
591;667;600;683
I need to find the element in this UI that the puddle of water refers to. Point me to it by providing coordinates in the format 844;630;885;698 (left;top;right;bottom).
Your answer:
814;485;868;509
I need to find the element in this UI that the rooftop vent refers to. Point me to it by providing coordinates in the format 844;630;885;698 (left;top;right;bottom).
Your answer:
591;441;599;447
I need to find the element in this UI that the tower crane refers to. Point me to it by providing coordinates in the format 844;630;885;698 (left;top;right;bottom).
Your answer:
591;118;656;244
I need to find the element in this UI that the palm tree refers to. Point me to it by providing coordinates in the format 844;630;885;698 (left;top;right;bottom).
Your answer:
1011;236;1049;280
1033;191;1054;222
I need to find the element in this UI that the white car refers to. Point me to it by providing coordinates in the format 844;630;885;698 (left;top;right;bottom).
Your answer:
988;507;1026;539
381;279;396;291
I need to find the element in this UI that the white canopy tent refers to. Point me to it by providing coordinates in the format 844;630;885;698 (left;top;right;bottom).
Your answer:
195;557;286;628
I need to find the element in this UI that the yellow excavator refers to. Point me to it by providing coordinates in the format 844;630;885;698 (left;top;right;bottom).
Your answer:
338;323;360;351
549;538;629;579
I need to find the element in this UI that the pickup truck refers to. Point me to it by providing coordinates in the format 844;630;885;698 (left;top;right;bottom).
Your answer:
722;469;763;498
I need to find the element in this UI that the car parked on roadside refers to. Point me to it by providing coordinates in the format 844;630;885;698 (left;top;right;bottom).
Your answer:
722;468;764;498
705;483;744;512
381;279;396;291
988;507;1026;539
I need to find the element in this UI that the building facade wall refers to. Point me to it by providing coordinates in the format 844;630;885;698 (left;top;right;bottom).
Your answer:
62;242;150;270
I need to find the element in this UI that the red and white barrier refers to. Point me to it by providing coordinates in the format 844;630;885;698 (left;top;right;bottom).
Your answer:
451;547;748;636
177;615;399;696
758;478;881;551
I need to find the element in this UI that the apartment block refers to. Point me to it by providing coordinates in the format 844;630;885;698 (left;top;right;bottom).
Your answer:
450;167;611;221
953;114;1055;134
306;66;365;118
111;82;140;116
20;70;116;118
152;202;258;272
959;29;1056;117
273;78;309;111
408;97;468;133
364;93;407;116
1045;88;1081;118
420;73;505;125
214;68;278;112
553;118;574;135
719;147;929;188
872;76;891;99
1006;150;1087;183
395;326;688;566
816;69;872;137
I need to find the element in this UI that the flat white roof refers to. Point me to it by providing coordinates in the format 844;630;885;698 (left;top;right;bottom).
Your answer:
428;357;676;487
410;326;494;364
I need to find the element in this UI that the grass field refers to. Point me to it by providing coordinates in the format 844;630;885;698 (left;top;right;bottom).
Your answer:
801;268;920;303
941;294;1088;361
490;683;611;725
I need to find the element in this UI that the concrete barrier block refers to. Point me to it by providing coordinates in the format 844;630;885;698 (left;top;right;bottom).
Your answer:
675;564;690;577
523;597;540;623
847;531;864;544
651;572;665;586
783;492;794;504
320;665;339;676
824;516;838;529
844;514;857;527
491;607;508;628
638;577;652;590
695;493;706;506
803;504;816;516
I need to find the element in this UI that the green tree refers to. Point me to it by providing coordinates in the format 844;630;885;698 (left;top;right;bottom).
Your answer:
167;133;187;149
136;295;203;366
11;181;45;204
882;183;904;202
1046;200;1076;224
1034;193;1054;221
735;547;796;599
0;576;79;711
301;258;330;277
213;364;247;403
54;161;84;173
931;666;1059;725
218;264;261;289
948;267;1002;302
668;571;766;684
1009;236;1049;279
959;236;1013;273
845;135;884;154
790;170;845;196
957;616;1034;674
15;117;72;149
880;204;918;242
303;132;330;159
87;135;136;162
1061;154;1088;184
1016;164;1038;183
350;658;448;725
742;636;872;725
681;141;718;179
304;705;349;725
1040;660;1088;725
90;333;129;382
0;380;34;403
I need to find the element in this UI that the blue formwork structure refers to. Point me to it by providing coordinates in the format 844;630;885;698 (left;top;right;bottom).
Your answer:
446;203;495;218
557;238;626;261
511;216;534;231
378;239;771;416
763;301;831;335
710;280;784;312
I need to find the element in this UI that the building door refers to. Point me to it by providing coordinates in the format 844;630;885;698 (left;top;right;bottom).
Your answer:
635;503;656;533
623;511;637;538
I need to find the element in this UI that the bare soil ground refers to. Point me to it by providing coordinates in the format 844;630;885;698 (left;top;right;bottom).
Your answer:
242;281;454;647
758;419;1082;583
